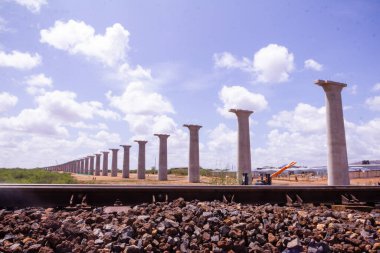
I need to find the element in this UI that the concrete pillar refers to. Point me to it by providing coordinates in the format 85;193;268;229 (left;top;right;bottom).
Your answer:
80;159;85;174
135;140;148;179
315;80;350;185
120;145;131;178
95;154;101;176
183;124;202;183
102;151;109;176
229;109;253;185
84;157;89;175
76;160;80;174
154;134;170;181
110;148;119;177
89;156;95;175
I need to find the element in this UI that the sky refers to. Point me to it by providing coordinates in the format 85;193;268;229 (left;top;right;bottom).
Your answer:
0;0;379;170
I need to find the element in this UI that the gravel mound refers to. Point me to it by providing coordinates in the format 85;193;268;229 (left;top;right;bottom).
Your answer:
0;198;379;252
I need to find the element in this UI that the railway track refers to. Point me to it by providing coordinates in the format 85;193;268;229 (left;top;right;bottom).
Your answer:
0;184;379;208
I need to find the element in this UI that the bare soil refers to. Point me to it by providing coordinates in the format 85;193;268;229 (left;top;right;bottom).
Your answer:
72;173;380;186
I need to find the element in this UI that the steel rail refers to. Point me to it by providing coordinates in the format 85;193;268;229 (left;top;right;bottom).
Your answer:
0;184;379;207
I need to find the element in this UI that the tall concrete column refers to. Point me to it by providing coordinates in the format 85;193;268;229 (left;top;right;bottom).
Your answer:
135;140;148;179
84;157;89;175
89;156;95;175
229;109;253;184
76;160;80;174
95;154;101;176
110;149;119;177
154;134;170;181
315;80;350;185
102;151;109;176
80;158;85;174
120;145;131;178
183;124;202;183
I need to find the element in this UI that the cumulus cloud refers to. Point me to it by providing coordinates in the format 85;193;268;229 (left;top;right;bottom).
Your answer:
107;82;174;116
304;59;323;71
40;20;130;66
24;73;53;95
214;44;295;83
213;52;252;71
0;90;119;138
36;90;120;121
268;103;326;133
0;92;18;113
217;85;268;118
253;44;295;83
254;103;380;167
12;0;47;13
365;96;380;111
0;50;41;70
372;83;380;92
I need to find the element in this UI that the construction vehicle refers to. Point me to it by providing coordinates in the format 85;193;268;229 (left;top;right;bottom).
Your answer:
254;161;297;185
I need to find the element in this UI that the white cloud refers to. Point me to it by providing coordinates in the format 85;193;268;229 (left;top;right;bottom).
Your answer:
213;52;252;71
365;96;380;111
217;85;268;118
24;73;53;95
0;129;121;168
36;90;120;121
25;73;52;87
0;50;41;70
40;20;130;66
253;44;295;83
304;59;323;71
0;107;69;137
268;103;326;133
0;92;18;112
372;83;380;92
0;90;119;138
214;44;295;83
12;0;47;13
107;81;174;116
254;103;380;167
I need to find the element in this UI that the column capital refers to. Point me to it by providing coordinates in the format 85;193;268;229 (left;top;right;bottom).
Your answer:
229;109;254;116
95;153;101;157
102;151;109;155
154;133;170;139
183;124;202;130
315;79;347;92
120;145;132;149
109;148;119;152
134;140;148;144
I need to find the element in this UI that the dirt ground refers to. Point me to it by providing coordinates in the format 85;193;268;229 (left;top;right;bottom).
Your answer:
72;172;380;186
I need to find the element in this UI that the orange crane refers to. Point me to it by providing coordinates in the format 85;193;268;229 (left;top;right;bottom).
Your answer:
254;161;297;185
271;161;297;178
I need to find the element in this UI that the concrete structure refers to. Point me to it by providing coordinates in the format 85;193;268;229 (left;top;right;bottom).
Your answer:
89;156;95;175
84;157;89;175
315;80;350;185
76;160;80;174
80;158;85;174
102;151;109;176
135;140;148;179
95;154;101;176
229;109;253;185
183;124;202;183
154;134;170;181
110;149;119;177
120;145;131;178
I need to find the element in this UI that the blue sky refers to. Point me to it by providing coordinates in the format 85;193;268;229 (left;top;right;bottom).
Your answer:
0;0;379;169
